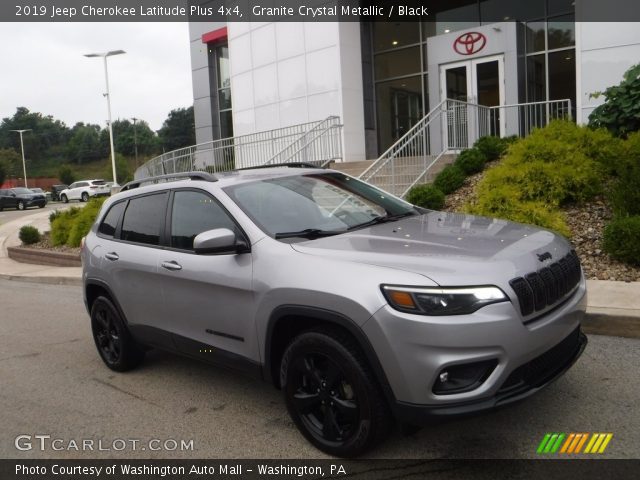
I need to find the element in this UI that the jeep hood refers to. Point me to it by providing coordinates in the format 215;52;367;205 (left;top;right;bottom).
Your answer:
290;212;571;286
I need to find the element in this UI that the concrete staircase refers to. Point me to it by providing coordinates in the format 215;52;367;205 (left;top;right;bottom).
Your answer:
329;153;457;197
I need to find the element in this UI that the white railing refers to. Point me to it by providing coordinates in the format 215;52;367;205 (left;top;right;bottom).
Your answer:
360;98;572;198
265;116;342;166
134;116;344;179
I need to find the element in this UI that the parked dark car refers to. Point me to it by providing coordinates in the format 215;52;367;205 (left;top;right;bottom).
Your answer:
0;188;47;211
50;184;68;202
30;188;49;205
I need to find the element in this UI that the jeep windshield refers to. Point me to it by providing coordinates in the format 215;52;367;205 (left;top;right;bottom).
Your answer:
224;172;418;240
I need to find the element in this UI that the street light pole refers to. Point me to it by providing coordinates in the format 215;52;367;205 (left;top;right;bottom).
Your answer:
131;117;139;167
84;50;126;184
10;129;31;188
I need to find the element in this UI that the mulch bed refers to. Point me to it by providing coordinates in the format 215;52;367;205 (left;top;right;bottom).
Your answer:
19;232;80;255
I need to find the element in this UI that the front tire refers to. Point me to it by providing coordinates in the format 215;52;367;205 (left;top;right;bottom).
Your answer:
61;194;68;204
280;328;391;457
91;296;145;372
17;201;25;211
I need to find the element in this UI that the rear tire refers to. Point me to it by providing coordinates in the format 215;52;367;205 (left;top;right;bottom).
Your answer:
91;296;145;372
17;201;25;211
280;327;391;457
81;192;89;202
61;194;68;204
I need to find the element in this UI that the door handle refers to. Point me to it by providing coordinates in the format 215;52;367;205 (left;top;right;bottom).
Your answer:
104;252;119;261
161;261;182;271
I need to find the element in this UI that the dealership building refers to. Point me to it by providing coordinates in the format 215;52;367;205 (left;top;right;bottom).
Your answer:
187;1;640;165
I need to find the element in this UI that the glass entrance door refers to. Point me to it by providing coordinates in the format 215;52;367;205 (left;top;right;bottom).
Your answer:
440;55;505;149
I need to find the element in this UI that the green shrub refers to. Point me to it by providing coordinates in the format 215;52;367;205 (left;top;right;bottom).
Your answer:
455;148;487;175
474;136;506;161
434;164;466;194
50;207;82;246
603;216;640;265
49;210;61;223
19;226;41;245
609;131;640;215
589;63;640;137
66;198;106;247
406;184;445;210
465;185;571;236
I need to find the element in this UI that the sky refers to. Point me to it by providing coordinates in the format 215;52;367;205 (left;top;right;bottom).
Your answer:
0;22;193;131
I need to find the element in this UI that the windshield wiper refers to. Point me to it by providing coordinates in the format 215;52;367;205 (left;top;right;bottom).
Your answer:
275;228;345;240
348;210;418;231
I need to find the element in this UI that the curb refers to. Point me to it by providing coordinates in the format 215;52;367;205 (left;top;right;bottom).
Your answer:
7;246;81;267
0;273;82;286
583;313;640;339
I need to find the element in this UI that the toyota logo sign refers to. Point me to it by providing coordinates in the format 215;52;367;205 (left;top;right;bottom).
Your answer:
454;32;487;55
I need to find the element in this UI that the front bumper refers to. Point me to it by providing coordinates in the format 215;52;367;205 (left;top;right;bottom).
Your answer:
393;328;586;425
25;198;46;207
362;278;587;420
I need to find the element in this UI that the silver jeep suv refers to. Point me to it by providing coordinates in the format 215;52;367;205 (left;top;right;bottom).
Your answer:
82;165;587;457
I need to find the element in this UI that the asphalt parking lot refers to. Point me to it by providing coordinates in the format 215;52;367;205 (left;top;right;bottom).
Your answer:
0;202;61;223
0;279;638;459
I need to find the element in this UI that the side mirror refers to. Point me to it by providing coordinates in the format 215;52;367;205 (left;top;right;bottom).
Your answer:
193;228;250;255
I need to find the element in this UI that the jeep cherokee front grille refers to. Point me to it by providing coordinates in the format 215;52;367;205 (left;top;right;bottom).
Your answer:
509;250;582;317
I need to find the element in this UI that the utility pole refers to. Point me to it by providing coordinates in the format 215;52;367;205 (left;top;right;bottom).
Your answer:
10;129;31;188
132;117;139;167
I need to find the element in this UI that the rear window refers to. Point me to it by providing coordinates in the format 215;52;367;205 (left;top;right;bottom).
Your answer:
98;202;126;237
121;193;168;246
92;181;107;185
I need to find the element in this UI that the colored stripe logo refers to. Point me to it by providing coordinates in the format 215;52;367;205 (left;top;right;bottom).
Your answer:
537;433;613;454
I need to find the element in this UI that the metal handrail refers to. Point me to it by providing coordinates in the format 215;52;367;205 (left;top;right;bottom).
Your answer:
265;116;341;165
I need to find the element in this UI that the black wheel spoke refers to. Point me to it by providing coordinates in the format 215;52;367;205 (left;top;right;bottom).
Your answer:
325;362;341;390
331;397;358;422
322;407;341;441
292;391;321;414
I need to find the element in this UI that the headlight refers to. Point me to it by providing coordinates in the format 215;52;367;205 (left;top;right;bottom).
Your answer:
381;285;508;316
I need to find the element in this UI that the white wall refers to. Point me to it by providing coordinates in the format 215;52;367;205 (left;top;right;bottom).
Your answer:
227;22;366;162
577;22;640;123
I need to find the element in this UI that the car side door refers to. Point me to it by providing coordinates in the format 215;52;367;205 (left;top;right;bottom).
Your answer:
4;190;18;209
157;188;258;372
94;192;172;349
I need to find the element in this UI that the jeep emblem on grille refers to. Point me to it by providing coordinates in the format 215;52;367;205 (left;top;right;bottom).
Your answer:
537;252;553;262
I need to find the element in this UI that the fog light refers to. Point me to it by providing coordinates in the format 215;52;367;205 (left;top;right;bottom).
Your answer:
433;360;497;395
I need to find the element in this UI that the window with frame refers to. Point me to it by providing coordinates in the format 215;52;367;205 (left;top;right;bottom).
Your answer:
170;190;237;251
120;193;168;246
98;201;126;238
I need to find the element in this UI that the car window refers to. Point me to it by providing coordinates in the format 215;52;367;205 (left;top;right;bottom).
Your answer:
121;193;168;246
224;173;412;237
69;183;77;189
98;201;126;238
78;182;89;188
170;190;237;251
92;180;107;185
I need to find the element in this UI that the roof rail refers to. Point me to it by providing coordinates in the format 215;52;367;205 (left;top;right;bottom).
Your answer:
237;162;323;171
120;172;218;192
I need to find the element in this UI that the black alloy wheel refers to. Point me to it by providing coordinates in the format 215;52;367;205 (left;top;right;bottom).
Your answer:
90;296;144;371
281;329;391;457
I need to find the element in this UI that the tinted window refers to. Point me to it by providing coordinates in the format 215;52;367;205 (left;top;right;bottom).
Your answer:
170;190;236;250
92;180;107;185
121;193;167;246
98;202;126;237
69;183;77;189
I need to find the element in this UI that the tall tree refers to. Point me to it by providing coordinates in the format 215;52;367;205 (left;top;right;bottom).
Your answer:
0;148;21;186
157;107;195;152
111;119;158;157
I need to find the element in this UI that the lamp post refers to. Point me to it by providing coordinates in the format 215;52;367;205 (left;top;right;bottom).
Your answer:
10;129;31;188
131;117;139;167
84;50;126;184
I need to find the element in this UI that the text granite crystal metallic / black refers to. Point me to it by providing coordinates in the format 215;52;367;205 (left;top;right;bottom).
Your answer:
81;165;587;457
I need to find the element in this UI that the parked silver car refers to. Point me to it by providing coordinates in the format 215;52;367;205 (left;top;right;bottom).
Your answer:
81;165;587;457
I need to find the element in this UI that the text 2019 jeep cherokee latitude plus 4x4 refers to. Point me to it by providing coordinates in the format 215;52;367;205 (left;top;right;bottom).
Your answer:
82;166;587;457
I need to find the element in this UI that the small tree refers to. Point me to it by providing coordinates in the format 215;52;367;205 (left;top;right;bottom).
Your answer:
58;164;75;185
589;64;640;137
